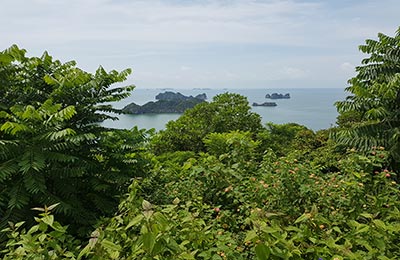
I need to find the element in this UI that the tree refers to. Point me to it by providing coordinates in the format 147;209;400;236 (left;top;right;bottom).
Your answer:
0;45;146;236
151;93;262;153
334;27;400;168
256;123;318;157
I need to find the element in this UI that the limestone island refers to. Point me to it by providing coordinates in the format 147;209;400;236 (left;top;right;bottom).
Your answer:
265;93;290;99
252;102;277;107
122;91;207;114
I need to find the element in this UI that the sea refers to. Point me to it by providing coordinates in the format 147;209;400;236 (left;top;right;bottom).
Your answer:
101;88;348;132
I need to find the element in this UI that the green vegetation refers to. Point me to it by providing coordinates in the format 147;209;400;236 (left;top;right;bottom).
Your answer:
334;28;400;170
151;93;262;154
1;29;400;259
0;45;150;236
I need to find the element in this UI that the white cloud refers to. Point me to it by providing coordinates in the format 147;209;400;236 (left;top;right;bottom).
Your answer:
340;62;354;72
0;0;322;46
1;0;399;89
2;0;395;49
280;67;308;79
180;66;192;71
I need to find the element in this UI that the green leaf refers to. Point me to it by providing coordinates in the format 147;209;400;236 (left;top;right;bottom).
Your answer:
126;214;144;230
333;226;342;233
255;243;270;260
142;232;156;254
354;225;370;234
101;239;121;253
1;121;30;135
47;203;60;211
179;252;196;259
41;215;54;226
373;219;387;230
360;213;373;219
245;230;258;242
294;213;311;224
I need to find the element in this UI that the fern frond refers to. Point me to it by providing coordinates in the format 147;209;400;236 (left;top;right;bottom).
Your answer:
44;128;77;141
23;171;46;194
18;149;46;174
0;159;19;182
8;182;30;209
0;121;31;135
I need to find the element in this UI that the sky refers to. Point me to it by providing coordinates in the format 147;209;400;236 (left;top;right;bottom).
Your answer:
1;0;399;89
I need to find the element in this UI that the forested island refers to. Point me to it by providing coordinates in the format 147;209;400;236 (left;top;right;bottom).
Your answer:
252;101;277;107
1;29;400;259
122;92;207;114
265;93;291;99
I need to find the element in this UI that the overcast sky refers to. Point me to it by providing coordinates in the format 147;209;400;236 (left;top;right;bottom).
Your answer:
1;0;399;89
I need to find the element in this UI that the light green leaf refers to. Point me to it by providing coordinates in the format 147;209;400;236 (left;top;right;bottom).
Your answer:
255;243;270;260
294;213;311;224
41;215;54;227
373;219;387;230
245;230;258;242
126;214;144;230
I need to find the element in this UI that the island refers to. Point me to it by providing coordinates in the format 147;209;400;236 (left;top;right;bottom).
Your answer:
122;91;207;114
265;93;290;99
155;91;207;101
252;102;277;107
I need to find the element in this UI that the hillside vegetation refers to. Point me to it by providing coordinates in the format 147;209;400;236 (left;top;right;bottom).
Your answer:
0;29;399;259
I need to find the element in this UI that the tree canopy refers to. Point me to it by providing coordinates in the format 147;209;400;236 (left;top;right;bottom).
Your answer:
0;45;148;235
151;92;262;153
334;27;400;169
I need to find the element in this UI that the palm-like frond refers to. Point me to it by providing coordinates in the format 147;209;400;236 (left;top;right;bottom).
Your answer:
0;45;149;237
334;27;400;166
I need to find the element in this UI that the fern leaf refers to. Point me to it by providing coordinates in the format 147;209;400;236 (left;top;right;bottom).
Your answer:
0;121;30;135
0;159;19;182
8;183;30;209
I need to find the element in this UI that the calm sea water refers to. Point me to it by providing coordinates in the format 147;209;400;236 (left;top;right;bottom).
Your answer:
102;88;348;131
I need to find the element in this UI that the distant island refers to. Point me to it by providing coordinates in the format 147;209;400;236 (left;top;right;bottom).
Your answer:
265;93;290;99
122;91;207;114
252;102;277;107
155;91;207;101
192;88;211;90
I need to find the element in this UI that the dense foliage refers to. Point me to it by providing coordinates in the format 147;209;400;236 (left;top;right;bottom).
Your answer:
2;136;399;259
0;45;149;236
1;28;400;259
151;93;262;153
334;27;400;170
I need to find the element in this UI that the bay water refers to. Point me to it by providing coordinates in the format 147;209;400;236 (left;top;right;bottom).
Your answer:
102;88;348;131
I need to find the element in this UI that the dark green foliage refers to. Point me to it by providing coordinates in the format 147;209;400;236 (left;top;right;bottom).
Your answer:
257;123;319;157
203;131;259;167
0;45;133;126
130;132;400;259
336;110;363;128
122;98;205;114
2;28;400;259
151;93;262;153
0;45;147;237
2;141;400;259
334;28;400;169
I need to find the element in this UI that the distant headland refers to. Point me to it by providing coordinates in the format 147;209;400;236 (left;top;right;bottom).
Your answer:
252;102;277;107
122;91;207;114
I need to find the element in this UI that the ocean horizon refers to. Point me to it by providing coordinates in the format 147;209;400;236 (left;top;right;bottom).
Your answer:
102;87;348;131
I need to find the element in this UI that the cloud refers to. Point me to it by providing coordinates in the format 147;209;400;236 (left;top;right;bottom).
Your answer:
1;0;399;89
2;0;397;49
0;0;322;46
340;62;355;72
180;66;192;71
280;67;308;79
